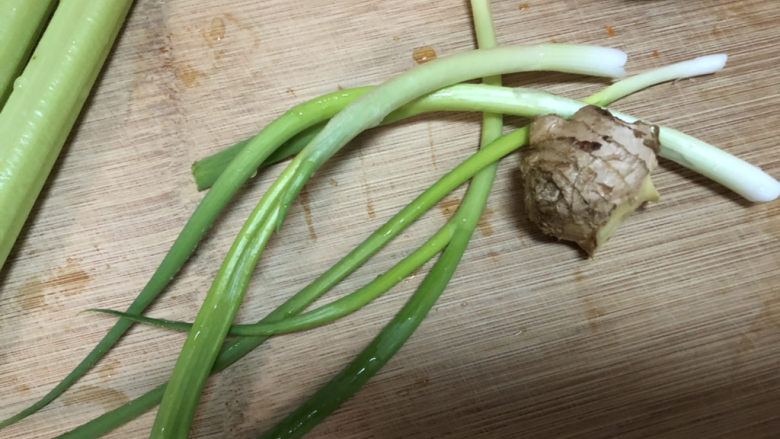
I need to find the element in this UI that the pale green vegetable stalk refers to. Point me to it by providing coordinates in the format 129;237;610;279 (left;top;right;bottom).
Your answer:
54;54;731;439
419;84;779;203
5;52;738;434
0;0;56;106
503;79;780;202
0;0;134;270
150;44;628;438
190;55;778;203
93;59;780;337
259;2;504;433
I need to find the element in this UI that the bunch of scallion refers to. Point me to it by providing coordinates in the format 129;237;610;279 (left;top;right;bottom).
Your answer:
2;1;779;438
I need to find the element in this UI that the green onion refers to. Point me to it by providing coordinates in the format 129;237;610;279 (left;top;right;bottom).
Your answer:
90;78;780;337
5;47;753;434
260;2;503;434
89;59;772;344
0;0;134;270
151;44;628;439
0;0;56;106
191;123;324;191
0;85;373;431
91;128;524;340
86;57;780;338
3;2;774;437
189;56;778;203
86;221;455;335
56;54;730;439
257;44;773;434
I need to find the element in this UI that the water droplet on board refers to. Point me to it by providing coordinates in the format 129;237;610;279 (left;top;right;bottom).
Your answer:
412;46;437;64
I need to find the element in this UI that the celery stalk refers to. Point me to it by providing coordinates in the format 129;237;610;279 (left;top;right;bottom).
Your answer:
0;0;134;270
0;0;56;106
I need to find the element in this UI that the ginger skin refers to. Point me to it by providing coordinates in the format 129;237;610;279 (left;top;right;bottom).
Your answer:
519;105;661;256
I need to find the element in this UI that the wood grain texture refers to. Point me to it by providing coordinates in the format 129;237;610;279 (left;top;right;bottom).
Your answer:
1;0;778;437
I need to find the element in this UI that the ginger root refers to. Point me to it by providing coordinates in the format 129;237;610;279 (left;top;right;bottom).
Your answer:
519;105;661;256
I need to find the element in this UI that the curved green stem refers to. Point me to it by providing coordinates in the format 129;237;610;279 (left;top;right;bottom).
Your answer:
584;54;727;106
192;55;732;191
87;125;522;338
6;65;615;432
190;81;779;204
85;79;772;338
82;60;760;350
151;44;626;438
498;87;780;202
0;86;372;432
258;215;483;439
87;224;456;336
56;55;725;439
192;122;325;191
259;3;502;437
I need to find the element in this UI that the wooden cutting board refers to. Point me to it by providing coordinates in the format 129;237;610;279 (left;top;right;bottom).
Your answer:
2;1;778;437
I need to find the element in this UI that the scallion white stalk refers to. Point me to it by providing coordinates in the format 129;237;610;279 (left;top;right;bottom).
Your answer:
151;43;628;439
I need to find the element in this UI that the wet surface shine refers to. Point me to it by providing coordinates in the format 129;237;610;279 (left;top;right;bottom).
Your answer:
412;46;437;64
